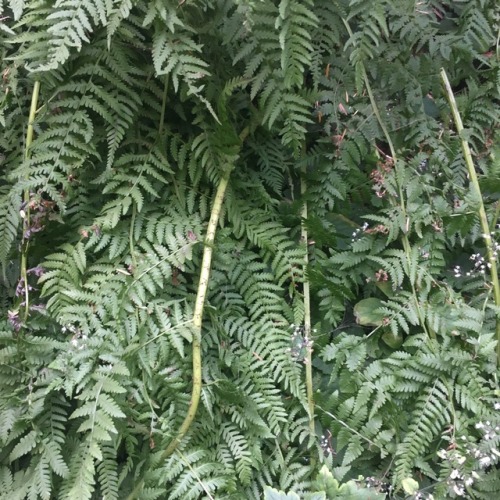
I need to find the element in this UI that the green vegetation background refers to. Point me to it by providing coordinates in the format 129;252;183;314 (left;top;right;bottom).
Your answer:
1;1;499;498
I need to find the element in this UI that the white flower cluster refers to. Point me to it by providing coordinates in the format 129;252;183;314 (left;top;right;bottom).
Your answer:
474;419;500;464
63;323;88;350
437;403;500;497
363;477;393;495
452;248;498;278
414;493;434;500
288;324;315;363
436;447;477;497
320;432;334;456
351;222;369;242
452;231;500;278
468;252;491;275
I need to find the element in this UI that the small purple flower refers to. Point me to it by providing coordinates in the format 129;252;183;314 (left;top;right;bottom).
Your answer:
27;266;44;277
29;304;46;313
15;278;25;297
7;310;22;331
23;224;44;240
15;279;35;297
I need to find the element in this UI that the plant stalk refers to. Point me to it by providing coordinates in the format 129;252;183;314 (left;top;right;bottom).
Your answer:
162;124;248;451
301;169;315;438
20;80;41;322
440;68;500;363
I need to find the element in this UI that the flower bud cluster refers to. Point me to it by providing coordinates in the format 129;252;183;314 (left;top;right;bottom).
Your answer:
20;193;56;241
370;158;393;198
418;158;429;173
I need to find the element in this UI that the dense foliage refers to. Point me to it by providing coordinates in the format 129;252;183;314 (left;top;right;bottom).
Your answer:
1;0;499;498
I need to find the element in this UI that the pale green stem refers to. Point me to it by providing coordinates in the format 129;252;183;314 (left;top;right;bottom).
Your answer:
342;19;434;340
176;448;215;500
20;80;41;322
129;204;137;269
301;170;315;438
317;406;381;450
159;77;168;136
440;68;500;363
161;172;229;458
126;173;230;500
490;202;500;232
128;128;251;499
127;319;194;352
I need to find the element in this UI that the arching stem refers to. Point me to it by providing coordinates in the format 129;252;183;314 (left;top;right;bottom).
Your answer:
126;172;229;500
127;127;250;500
440;68;500;364
161;171;229;457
